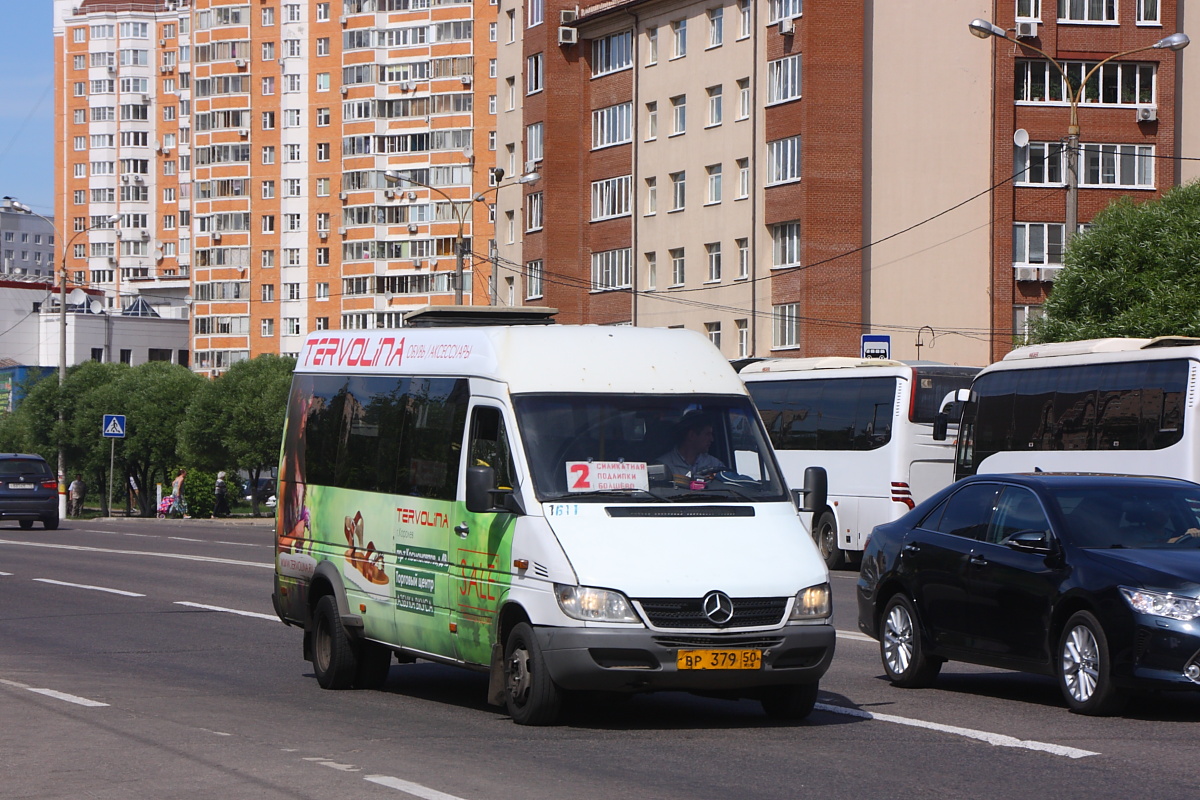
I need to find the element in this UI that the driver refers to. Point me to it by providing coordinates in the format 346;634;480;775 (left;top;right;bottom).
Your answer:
657;411;727;487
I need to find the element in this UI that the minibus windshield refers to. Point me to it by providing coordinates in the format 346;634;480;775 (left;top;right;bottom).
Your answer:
513;394;789;503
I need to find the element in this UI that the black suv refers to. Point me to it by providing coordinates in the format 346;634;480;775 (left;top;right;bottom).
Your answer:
0;454;60;530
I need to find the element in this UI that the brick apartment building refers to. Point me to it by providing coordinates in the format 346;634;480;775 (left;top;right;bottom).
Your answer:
55;0;1200;370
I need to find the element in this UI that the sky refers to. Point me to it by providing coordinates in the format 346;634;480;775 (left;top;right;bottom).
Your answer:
0;4;55;219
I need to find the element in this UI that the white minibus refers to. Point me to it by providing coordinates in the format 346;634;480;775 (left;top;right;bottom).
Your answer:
273;310;834;725
741;358;978;568
955;337;1199;481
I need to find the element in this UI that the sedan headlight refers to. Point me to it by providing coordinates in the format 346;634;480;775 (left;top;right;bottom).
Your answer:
555;584;641;623
1120;587;1200;621
790;583;832;620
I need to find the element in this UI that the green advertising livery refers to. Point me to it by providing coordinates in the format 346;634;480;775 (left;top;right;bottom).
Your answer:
272;309;836;725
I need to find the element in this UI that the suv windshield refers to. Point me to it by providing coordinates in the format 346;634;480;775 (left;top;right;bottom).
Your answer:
513;394;788;503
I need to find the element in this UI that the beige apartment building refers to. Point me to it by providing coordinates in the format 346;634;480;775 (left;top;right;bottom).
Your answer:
55;0;497;373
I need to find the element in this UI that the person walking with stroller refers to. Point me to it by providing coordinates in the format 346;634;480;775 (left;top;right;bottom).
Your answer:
169;469;188;518
213;471;230;517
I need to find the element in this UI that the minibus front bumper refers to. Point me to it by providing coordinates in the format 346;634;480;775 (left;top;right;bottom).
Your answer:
534;623;836;692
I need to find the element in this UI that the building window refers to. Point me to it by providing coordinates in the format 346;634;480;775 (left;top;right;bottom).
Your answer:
706;164;722;204
527;53;543;94
261;76;275;95
591;175;632;220
737;159;750;199
1017;0;1041;19
708;7;724;46
526;260;543;298
773;304;799;348
526;122;543;162
1083;144;1154;187
736;319;749;356
767;54;802;104
739;0;752;37
316;282;329;299
772;221;801;267
670;171;686;211
1015;59;1155;105
316;248;329;266
285;144;301;162
489;22;497;41
1136;0;1159;22
592;31;633;76
262;216;276;234
262;319;275;337
262;284;275;302
1014;141;1064;184
526;191;544;231
1013;304;1046;344
671;19;687;57
671;95;686;135
737;78;751;119
262;180;276;199
592;102;632;148
645;177;657;214
707;85;722;126
645;252;657;288
706;243;722;281
262;249;276;267
736;238;749;278
705;322;722;348
767;0;803;24
647;27;658;64
316;2;330;21
262;111;276;129
262;146;276;165
316;107;330;126
670;248;685;286
317;142;330;161
507;9;516;41
591;248;632;290
645;102;658;140
766;135;802;184
1057;0;1116;22
1013;222;1065;265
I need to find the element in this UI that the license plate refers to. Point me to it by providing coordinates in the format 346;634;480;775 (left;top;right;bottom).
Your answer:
677;649;762;670
7;483;34;490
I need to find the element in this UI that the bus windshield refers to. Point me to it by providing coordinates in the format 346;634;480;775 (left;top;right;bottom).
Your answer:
512;394;789;503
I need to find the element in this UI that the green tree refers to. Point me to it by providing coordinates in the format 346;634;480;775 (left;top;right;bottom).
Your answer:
1033;180;1200;343
180;354;293;516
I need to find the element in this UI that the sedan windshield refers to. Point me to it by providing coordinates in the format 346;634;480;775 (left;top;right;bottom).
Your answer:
1053;483;1200;548
513;394;788;503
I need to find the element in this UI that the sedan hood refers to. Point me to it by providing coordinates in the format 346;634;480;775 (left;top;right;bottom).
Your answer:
1084;548;1200;595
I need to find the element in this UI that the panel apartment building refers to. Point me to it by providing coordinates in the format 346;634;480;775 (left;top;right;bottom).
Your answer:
494;0;1195;364
55;0;497;373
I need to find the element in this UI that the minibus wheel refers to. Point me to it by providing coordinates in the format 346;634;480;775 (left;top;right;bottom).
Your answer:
503;622;561;725
312;595;357;690
760;682;818;720
814;511;845;570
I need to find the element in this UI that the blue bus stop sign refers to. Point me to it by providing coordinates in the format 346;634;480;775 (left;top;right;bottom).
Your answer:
861;335;891;360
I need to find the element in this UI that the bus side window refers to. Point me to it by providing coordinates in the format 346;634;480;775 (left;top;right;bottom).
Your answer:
469;406;517;491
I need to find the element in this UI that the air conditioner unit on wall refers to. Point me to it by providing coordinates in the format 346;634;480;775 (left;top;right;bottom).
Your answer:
234;58;247;68
557;26;578;46
1136;104;1158;122
1040;266;1062;283
779;16;794;34
560;8;579;23
460;75;472;85
1015;20;1037;38
1014;266;1038;282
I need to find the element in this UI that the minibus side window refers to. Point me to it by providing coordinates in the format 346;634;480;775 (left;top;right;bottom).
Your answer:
469;406;517;492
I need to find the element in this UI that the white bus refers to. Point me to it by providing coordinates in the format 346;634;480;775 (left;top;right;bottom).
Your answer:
955;337;1198;481
741;358;978;569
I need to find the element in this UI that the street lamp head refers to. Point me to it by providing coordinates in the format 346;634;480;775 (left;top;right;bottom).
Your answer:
491;167;506;182
968;18;1005;39
105;214;121;224
1154;32;1190;51
517;172;541;185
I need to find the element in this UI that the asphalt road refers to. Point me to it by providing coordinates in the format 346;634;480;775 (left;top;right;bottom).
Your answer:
2;518;1199;800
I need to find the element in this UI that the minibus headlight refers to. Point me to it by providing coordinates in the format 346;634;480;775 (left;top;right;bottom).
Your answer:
790;583;832;620
1120;587;1200;621
554;585;641;623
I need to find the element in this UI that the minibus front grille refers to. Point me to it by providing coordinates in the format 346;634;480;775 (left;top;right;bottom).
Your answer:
607;506;755;518
636;597;788;629
652;635;786;649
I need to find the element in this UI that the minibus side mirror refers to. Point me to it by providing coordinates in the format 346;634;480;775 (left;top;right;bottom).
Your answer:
932;412;949;441
793;466;827;513
465;466;525;515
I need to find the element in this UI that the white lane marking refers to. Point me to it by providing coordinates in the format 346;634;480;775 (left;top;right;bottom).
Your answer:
0;571;11;576
215;540;265;548
169;536;204;542
33;578;145;597
814;703;1099;759
0;679;109;707
836;629;875;643
174;601;280;622
317;761;361;772
365;775;470;800
0;539;271;569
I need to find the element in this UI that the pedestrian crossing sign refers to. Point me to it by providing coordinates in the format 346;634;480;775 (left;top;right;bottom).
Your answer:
102;414;126;438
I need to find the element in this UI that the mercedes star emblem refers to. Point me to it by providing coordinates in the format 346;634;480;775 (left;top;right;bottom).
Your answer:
702;590;735;625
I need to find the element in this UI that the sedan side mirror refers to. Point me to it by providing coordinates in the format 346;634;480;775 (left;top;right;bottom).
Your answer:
1005;529;1052;554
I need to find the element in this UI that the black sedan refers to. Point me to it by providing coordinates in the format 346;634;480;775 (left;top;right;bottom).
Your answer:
857;473;1200;715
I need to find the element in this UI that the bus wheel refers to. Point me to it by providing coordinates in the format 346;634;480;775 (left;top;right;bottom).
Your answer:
814;511;845;570
312;595;357;690
503;622;562;725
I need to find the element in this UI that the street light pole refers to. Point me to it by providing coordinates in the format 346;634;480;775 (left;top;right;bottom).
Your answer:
12;201;119;518
969;20;1189;245
384;169;539;306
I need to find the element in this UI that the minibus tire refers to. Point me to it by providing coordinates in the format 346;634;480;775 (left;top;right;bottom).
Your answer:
814;511;845;570
760;682;819;720
503;622;562;725
354;641;392;690
312;595;357;690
